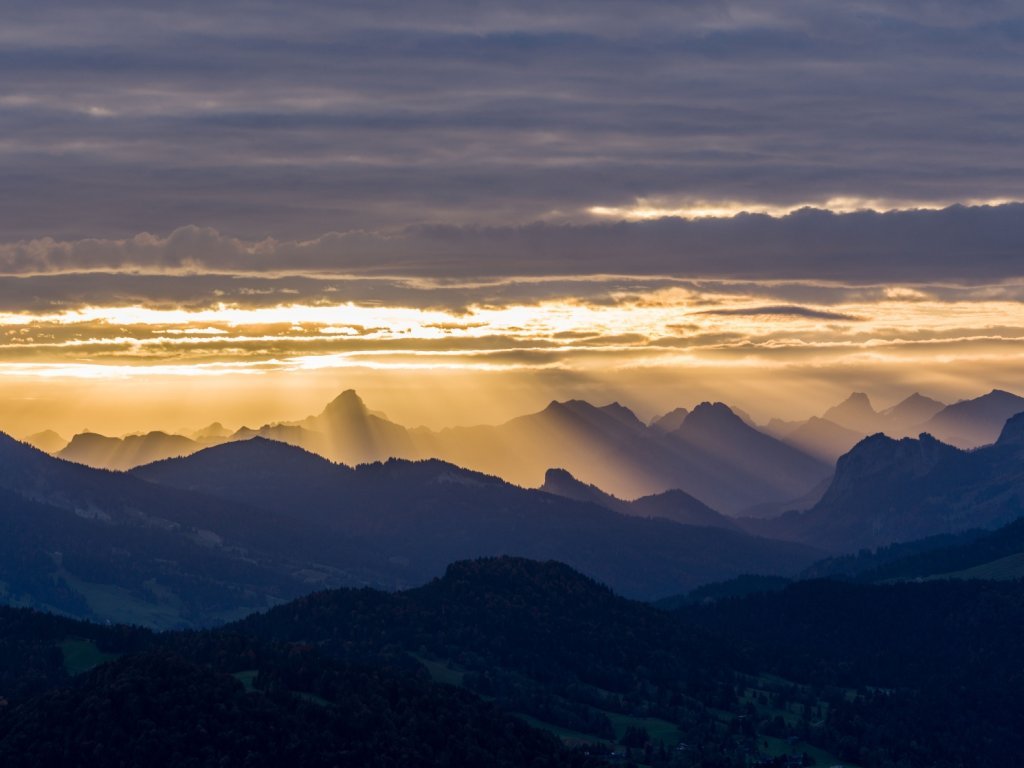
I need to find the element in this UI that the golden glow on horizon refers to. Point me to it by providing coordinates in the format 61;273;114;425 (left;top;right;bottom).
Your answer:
1;286;1023;377
3;277;1024;438
587;196;1020;220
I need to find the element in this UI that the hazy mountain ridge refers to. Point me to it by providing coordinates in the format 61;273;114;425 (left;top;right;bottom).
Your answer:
44;386;1024;516
41;389;832;514
743;414;1024;551
770;388;1024;454
540;467;739;530
0;429;822;627
135;438;821;600
58;430;199;472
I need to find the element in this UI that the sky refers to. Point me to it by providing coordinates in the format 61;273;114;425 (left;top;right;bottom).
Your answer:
2;1;1024;436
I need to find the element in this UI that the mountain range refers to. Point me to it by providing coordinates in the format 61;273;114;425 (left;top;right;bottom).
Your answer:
32;387;1024;520
46;390;831;514
766;389;1024;460
742;412;1024;551
0;430;822;627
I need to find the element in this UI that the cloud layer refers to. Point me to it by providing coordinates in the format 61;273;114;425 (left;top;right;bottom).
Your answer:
2;203;1023;282
2;1;1023;239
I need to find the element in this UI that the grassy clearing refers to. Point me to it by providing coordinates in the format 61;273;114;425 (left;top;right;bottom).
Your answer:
411;654;466;687
758;734;857;766
233;669;259;692
509;712;610;747
604;711;681;745
60;572;184;628
932;552;1024;581
60;638;119;676
293;690;332;707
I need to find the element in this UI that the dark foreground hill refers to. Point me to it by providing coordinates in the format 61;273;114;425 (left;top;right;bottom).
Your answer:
677;578;1024;767
0;620;585;768
2;556;1023;767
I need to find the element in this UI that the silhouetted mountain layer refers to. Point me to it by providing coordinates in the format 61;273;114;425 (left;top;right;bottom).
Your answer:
920;388;1024;447
21;430;66;454
135;438;820;601
880;392;946;432
58;430;199;471
0;429;824;625
777;416;863;463
53;391;830;514
648;406;688;432
821;391;882;433
0;433;360;627
812;388;1024;449
662;403;830;513
540;468;738;530
764;391;948;459
743;414;1024;551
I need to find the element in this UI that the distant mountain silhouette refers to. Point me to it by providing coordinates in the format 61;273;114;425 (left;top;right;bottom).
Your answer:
190;421;232;441
136;438;820;600
667;402;831;512
746;415;1024;551
540;467;738;530
919;389;1024;447
880;392;946;433
300;388;416;464
766;391;948;456
821;391;882;433
778;416;863;463
21;429;66;454
58;430;200;471
649;406;688;432
32;389;835;510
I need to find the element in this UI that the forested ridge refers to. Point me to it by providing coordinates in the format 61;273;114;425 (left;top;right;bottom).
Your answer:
1;557;1022;767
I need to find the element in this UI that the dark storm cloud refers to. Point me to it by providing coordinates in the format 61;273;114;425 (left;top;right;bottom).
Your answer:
1;1;1023;243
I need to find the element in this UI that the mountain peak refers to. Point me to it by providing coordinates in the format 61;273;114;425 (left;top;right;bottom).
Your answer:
682;401;744;429
597;401;644;428
543;467;577;485
986;388;1018;401
542;399;643;430
822;391;879;431
22;429;68;454
837;392;874;410
320;389;369;417
996;412;1024;446
881;392;946;429
650;407;689;433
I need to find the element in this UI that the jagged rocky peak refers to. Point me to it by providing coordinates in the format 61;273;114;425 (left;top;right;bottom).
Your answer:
320;389;370;417
996;411;1024;446
543;467;577;485
835;432;956;481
